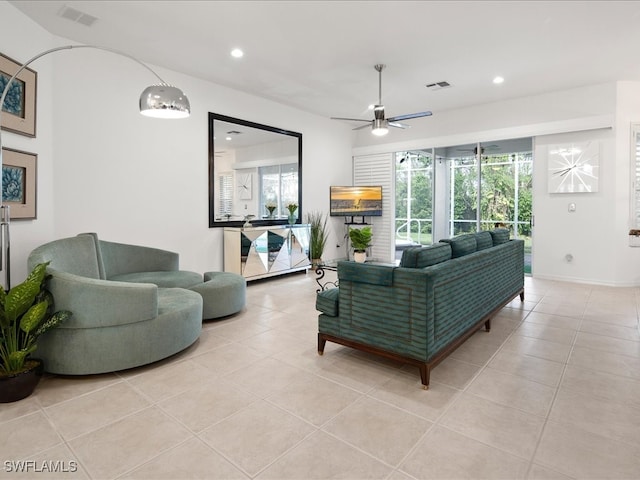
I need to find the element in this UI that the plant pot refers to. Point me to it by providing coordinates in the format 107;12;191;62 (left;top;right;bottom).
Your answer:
0;359;44;403
354;251;367;263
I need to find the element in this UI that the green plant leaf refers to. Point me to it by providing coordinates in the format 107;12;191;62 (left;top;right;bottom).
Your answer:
20;300;48;334
5;281;40;323
7;350;27;368
4;262;49;323
33;310;71;337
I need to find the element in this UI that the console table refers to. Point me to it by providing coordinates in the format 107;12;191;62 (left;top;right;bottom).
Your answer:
224;224;310;281
314;258;395;292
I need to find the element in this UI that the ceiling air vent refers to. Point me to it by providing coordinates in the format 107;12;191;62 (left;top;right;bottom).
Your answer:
58;5;98;27
426;81;451;91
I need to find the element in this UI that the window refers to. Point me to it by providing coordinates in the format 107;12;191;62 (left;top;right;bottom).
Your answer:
217;173;233;221
395;151;434;245
259;163;298;218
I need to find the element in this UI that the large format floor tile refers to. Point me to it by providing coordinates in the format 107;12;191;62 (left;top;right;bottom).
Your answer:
2;273;638;479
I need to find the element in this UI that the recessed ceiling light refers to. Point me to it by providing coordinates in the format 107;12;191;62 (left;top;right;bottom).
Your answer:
230;48;244;58
493;76;505;84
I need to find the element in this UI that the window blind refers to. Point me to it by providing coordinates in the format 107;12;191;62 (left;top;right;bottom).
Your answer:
634;126;640;228
353;153;395;263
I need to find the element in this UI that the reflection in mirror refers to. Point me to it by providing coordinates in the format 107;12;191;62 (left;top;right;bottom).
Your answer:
208;112;302;227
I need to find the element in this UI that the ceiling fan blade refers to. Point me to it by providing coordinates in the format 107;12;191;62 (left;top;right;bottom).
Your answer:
353;123;373;131
388;122;409;129
331;116;371;122
387;111;433;122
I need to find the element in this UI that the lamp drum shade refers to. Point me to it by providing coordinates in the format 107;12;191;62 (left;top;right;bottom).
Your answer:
139;84;190;118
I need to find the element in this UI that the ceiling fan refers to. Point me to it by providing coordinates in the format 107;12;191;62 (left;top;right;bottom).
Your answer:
331;64;432;136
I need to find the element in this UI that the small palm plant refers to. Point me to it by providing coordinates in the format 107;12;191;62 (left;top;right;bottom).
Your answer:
307;211;330;265
0;262;71;375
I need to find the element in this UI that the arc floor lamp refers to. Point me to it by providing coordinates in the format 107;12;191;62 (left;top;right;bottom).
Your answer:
0;44;191;290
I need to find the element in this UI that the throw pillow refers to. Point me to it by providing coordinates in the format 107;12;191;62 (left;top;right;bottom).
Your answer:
490;228;510;245
440;233;477;258
475;231;494;251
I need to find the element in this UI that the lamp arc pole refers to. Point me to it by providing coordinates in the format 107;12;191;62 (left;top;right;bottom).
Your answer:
0;44;191;291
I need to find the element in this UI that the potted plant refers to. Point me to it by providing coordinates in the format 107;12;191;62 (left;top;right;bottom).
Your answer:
349;226;372;263
307;211;330;267
265;201;277;219
0;262;72;403
286;202;298;225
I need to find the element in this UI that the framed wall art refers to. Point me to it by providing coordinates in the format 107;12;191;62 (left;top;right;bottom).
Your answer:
0;52;37;137
547;141;600;193
2;148;37;219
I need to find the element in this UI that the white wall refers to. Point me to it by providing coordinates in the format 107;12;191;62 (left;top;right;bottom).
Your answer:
0;2;55;287
2;2;353;283
534;128;617;284
49;48;352;277
614;82;640;285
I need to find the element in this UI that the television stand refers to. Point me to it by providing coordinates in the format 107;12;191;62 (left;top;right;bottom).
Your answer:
345;216;368;225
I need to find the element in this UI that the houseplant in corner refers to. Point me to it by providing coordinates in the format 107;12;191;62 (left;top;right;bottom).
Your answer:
349;226;372;263
307;211;330;267
0;262;72;402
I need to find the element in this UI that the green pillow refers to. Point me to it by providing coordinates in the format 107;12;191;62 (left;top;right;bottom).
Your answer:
400;243;452;268
338;262;394;286
490;228;510;245
475;231;494;251
440;234;477;258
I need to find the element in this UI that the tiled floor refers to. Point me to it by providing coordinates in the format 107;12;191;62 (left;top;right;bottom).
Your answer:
2;273;640;479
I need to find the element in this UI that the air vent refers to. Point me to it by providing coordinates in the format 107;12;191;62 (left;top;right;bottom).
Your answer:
426;81;451;91
58;5;98;27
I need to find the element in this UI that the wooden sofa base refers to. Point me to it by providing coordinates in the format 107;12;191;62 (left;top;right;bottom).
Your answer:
318;288;524;390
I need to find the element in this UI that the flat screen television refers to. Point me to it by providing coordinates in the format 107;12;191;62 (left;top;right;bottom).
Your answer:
330;186;383;217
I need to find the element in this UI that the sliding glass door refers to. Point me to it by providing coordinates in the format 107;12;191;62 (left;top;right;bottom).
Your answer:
395;151;434;251
395;138;532;272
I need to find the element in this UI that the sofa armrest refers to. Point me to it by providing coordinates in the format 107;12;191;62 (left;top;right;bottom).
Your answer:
99;240;179;278
323;265;434;361
47;269;158;329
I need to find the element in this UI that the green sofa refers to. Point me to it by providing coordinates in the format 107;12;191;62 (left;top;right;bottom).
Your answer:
316;228;524;389
26;233;244;375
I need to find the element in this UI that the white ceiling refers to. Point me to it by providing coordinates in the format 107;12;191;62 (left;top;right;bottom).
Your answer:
9;0;640;126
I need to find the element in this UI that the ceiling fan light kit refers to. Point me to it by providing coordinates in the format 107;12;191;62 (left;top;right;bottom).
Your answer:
331;64;432;136
372;118;389;136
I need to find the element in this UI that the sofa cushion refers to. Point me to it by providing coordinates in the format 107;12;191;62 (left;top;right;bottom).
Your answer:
27;235;102;279
400;243;452;268
316;287;339;317
440;233;477;258
110;270;203;288
475;231;494;251
490;228;511;245
338;262;395;286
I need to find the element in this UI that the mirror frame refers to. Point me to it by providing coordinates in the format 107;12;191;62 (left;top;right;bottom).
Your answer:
208;112;303;228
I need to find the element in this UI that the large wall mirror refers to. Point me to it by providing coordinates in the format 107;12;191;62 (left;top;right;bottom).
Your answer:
208;112;303;228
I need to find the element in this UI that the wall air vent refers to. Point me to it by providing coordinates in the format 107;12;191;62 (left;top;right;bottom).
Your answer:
426;81;451;91
57;5;98;27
